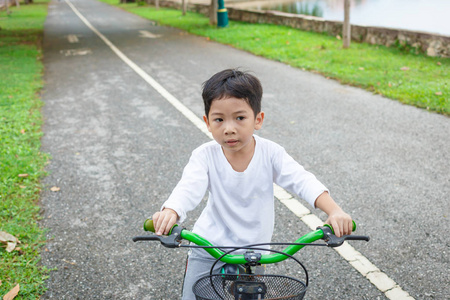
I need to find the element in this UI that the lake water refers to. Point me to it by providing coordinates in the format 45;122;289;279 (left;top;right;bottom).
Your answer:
232;0;450;36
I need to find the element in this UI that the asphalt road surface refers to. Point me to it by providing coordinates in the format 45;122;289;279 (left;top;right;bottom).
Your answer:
40;0;449;299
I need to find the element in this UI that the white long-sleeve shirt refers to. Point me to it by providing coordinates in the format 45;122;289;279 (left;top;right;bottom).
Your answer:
162;135;328;249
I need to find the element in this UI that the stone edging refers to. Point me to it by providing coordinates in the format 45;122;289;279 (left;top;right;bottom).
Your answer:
150;0;450;57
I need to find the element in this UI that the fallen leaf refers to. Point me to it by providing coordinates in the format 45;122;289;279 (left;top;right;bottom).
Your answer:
437;62;441;66
50;186;60;192
0;231;19;253
20;129;25;134
63;259;76;265
359;67;365;71
19;186;26;189
285;41;290;45
3;284;20;300
435;91;442;95
336;35;341;40
388;83;392;87
18;174;28;178
400;66;410;71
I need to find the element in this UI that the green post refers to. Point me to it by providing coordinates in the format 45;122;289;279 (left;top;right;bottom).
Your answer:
217;0;228;28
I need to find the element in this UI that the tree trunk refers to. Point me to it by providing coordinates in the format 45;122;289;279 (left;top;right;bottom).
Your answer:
343;0;351;48
182;0;187;15
209;0;217;25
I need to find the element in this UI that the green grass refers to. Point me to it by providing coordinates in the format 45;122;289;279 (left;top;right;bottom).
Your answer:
0;0;50;298
100;1;449;115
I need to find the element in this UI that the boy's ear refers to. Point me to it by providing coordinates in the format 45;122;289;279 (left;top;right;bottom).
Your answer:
203;115;211;132
254;111;264;130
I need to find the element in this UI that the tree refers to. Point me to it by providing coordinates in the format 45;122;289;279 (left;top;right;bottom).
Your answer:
343;0;351;48
182;0;187;16
209;0;217;25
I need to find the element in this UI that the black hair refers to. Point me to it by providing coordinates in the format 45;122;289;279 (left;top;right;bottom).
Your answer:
202;69;263;118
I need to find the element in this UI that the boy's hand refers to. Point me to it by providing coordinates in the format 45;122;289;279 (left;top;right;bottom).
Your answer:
325;209;353;238
314;191;353;237
152;208;178;236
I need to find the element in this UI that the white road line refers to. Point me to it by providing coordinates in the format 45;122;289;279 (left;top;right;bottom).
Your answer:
67;34;79;43
64;0;211;140
139;30;162;38
64;1;414;299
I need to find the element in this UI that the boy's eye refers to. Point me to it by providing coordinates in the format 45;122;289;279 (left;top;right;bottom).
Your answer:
214;118;223;122
237;116;245;121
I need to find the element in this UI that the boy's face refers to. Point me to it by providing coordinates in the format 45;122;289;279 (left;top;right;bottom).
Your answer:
203;97;264;155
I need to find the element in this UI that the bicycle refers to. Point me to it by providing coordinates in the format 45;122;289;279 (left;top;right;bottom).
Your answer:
133;219;370;300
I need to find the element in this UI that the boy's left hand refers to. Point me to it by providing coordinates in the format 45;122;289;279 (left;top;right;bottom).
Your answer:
314;191;353;238
325;209;353;237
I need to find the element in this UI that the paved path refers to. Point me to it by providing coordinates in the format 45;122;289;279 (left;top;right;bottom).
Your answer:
40;0;449;299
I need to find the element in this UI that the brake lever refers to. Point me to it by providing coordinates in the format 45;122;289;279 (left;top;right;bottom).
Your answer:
132;226;184;248
319;226;370;247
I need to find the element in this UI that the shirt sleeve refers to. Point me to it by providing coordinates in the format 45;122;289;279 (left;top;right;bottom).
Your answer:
273;147;328;208
161;148;209;223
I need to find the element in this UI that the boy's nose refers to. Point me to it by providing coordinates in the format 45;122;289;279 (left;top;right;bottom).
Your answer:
224;121;236;135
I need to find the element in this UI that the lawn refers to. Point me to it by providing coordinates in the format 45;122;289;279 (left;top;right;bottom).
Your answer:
100;0;449;115
0;0;50;298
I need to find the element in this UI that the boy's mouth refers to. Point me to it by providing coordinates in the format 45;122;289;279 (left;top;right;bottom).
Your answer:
225;139;238;146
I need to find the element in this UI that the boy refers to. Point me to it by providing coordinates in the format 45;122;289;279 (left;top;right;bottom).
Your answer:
152;69;352;299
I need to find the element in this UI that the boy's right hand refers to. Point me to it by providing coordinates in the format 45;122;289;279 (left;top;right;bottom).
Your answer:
152;208;178;236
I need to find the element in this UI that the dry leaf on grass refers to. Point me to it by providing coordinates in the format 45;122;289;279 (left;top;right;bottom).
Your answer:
0;232;19;253
3;284;20;300
18;174;28;178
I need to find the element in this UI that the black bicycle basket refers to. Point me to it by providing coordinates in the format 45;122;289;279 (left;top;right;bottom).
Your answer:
193;273;307;300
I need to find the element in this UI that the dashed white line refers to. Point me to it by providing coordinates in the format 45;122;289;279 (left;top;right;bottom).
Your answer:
139;30;162;38
67;34;79;43
64;1;414;299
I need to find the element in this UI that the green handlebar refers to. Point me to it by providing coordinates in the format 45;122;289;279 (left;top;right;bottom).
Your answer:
142;218;352;264
144;219;356;235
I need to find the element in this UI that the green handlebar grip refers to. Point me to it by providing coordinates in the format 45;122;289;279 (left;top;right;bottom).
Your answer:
143;219;155;232
143;219;178;235
324;220;356;234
